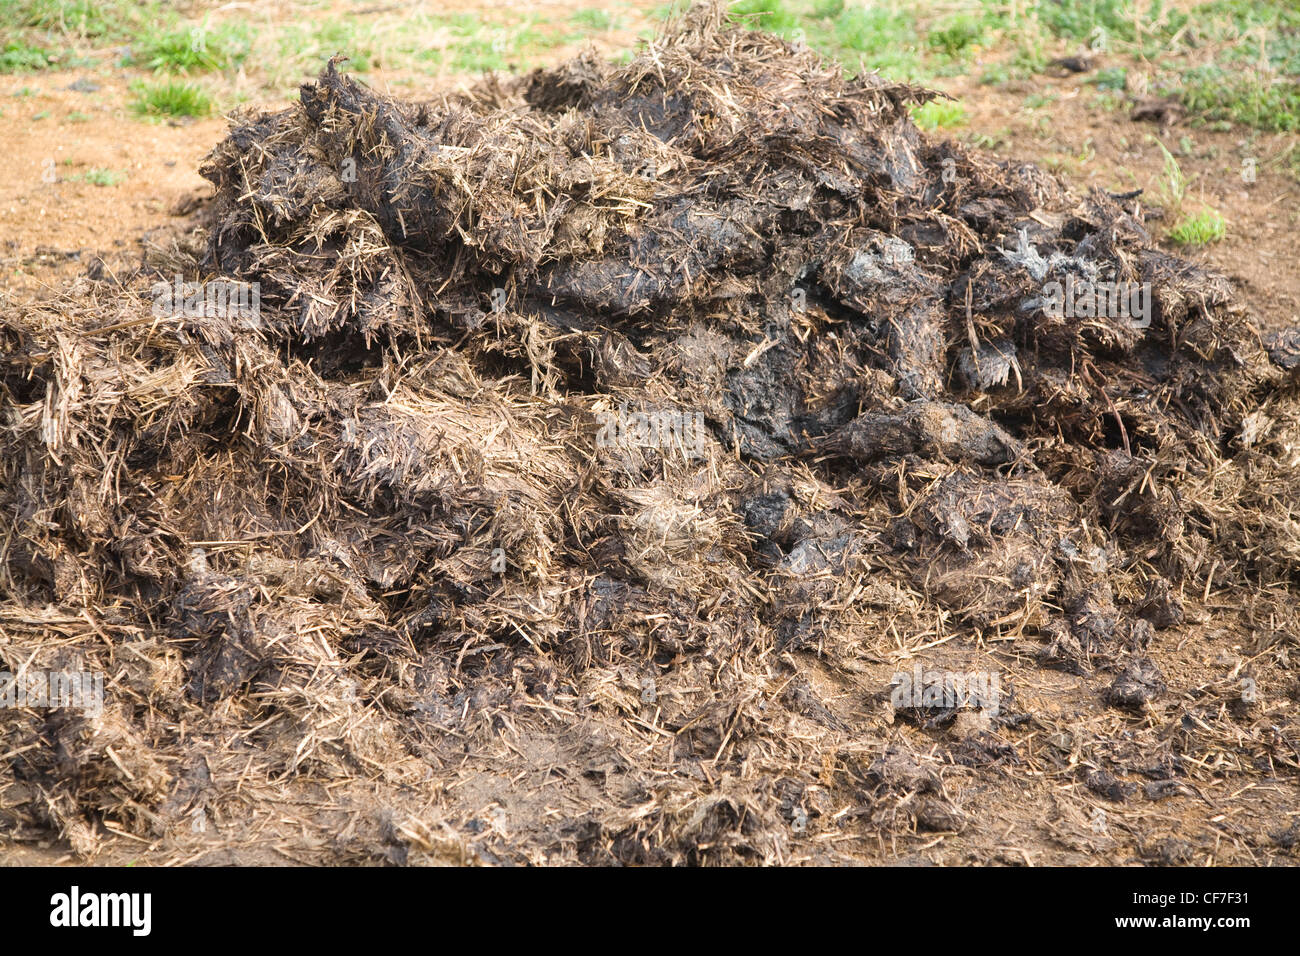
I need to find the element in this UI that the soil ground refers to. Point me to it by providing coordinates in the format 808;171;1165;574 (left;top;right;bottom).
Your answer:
2;0;1298;866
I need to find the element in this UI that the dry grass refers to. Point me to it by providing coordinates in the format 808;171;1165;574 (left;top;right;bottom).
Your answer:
1;3;1297;866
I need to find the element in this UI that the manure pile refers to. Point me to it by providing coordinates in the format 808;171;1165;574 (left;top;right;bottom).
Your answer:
3;4;1299;864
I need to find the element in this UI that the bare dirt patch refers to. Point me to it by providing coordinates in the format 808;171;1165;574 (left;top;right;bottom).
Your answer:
2;4;1298;866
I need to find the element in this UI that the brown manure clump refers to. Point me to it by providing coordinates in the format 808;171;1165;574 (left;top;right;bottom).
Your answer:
3;3;1298;864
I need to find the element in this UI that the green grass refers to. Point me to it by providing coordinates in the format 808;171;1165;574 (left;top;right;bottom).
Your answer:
720;0;1014;83
448;38;508;74
255;11;584;83
0;41;53;73
130;80;212;118
911;99;967;130
130;24;251;74
425;12;480;34
1270;141;1300;183
1167;209;1226;245
1153;138;1189;215
652;1;692;20
274;22;378;74
1023;0;1300;131
1089;67;1128;91
927;14;986;57
1151;136;1225;244
8;0;160;41
570;9;619;31
824;5;927;78
311;22;375;72
3;0;1298;143
1192;0;1300;73
730;0;800;33
966;129;1007;150
72;167;126;186
1180;68;1300;132
437;19;566;75
1032;0;1188;50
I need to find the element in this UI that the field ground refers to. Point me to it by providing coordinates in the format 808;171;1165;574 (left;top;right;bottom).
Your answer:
4;1;1299;324
1;1;1298;866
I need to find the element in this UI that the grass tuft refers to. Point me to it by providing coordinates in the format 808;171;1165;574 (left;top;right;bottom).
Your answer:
131;24;250;74
74;167;126;186
0;41;53;73
912;99;967;130
130;79;211;118
1168;209;1226;245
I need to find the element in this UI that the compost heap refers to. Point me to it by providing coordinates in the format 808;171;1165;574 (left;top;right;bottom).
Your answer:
3;3;1299;864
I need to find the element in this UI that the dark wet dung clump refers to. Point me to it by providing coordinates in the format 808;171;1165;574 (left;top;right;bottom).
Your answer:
3;4;1298;864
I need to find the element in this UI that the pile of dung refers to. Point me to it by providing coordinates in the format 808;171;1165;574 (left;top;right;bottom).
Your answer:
3;3;1299;864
